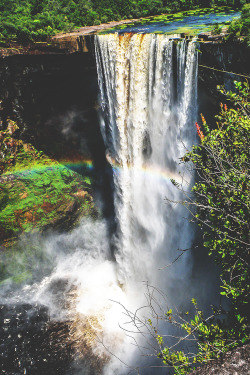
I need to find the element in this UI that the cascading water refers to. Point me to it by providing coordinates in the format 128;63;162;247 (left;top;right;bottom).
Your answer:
95;34;198;289
0;33;199;375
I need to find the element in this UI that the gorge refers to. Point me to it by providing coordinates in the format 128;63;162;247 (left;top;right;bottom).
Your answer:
0;25;249;375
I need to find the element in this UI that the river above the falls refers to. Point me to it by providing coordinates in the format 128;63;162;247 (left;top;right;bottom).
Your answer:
101;9;240;35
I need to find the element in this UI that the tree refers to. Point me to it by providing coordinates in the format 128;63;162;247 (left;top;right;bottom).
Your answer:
228;3;250;44
154;81;250;374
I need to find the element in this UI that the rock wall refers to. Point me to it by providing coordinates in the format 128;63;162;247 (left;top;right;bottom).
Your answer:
1;38;249;155
0;39;248;224
0;50;97;160
0;46;115;224
199;41;250;91
198;41;250;125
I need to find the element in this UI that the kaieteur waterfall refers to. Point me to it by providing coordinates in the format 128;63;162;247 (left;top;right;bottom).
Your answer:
89;33;198;372
0;33;199;375
95;33;198;287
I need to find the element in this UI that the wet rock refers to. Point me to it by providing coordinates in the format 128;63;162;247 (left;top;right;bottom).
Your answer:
142;131;152;159
0;303;74;375
190;344;250;375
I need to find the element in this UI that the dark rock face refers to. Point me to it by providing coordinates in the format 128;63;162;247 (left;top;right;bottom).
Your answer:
198;41;250;127
0;52;97;161
0;303;74;375
199;42;250;92
0;41;248;163
190;344;250;375
0;51;115;222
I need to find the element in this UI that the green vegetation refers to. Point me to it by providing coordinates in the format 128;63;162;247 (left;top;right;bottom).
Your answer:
102;6;231;35
0;119;96;244
0;0;245;44
228;3;250;44
152;82;249;373
211;22;223;33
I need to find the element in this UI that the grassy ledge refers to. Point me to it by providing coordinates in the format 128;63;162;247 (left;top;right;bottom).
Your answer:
0;119;97;246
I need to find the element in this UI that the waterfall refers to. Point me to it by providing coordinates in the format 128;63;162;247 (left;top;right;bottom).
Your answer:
0;33;199;375
95;34;198;289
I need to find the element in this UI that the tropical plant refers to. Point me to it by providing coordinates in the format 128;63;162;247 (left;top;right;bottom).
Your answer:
153;81;250;374
113;82;249;375
228;3;250;44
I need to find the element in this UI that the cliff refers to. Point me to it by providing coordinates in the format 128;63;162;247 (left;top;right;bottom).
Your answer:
0;41;113;245
0;33;249;243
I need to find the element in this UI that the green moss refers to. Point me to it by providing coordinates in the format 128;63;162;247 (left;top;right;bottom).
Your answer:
165;26;201;35
0;121;96;244
84;176;92;185
118;25;129;29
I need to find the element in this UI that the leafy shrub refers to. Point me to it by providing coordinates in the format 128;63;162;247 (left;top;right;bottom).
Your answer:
228;3;250;44
211;22;222;34
155;82;250;374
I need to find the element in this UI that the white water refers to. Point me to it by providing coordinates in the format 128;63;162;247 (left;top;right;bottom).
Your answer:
1;34;199;374
95;34;198;288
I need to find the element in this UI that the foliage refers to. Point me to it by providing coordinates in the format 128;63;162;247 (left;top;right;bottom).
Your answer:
155;300;248;374
211;22;222;34
154;82;250;374
228;3;250;44
0;120;96;243
189;81;249;312
0;0;245;44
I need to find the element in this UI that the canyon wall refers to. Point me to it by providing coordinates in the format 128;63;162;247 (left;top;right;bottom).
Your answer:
1;38;249;149
0;37;248;228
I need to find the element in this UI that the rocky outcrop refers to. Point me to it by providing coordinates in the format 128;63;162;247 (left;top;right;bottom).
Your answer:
199;41;250;101
197;40;250;127
0;122;97;245
0;303;74;375
0;51;115;242
50;19;142;53
0;30;249;244
190;344;250;375
0;301;109;375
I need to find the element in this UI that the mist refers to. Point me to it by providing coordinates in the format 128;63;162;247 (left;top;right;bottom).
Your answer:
0;33;222;375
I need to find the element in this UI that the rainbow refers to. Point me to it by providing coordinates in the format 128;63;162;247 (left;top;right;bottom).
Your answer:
106;154;186;185
60;159;94;170
3;157;186;185
3;159;94;177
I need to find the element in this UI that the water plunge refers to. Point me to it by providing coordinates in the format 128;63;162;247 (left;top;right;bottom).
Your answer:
1;34;200;374
95;33;198;287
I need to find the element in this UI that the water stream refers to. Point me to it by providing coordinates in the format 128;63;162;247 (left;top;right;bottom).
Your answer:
103;10;240;35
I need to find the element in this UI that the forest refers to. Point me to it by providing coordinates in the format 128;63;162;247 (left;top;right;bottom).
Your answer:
0;0;248;43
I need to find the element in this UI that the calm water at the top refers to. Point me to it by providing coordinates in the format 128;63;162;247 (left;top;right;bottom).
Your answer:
103;10;240;35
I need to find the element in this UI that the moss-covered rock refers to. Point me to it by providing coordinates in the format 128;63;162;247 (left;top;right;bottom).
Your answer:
0;120;97;245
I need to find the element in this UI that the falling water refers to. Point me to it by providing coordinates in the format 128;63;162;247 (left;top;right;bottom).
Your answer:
95;34;198;290
0;33;199;375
